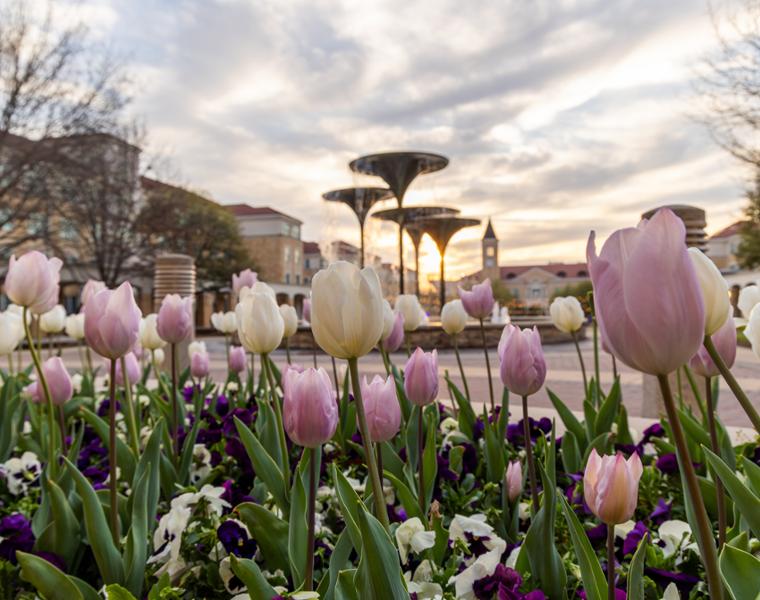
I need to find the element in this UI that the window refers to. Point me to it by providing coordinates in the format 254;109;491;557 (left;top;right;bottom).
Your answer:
486;246;495;257
577;270;587;277
284;246;291;263
556;271;566;278
285;273;290;284
506;273;516;279
296;274;301;284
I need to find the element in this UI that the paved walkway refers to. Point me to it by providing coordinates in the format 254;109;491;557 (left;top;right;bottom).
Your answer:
29;336;760;430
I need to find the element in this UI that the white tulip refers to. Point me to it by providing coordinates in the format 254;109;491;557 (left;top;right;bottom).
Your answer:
6;304;31;325
311;261;384;359
380;300;395;340
744;304;760;360
395;294;425;332
0;311;25;355
153;347;166;367
549;296;585;333
140;314;167;350
441;299;468;336
236;292;284;355
688;248;730;336
64;313;85;340
738;284;760;321
279;304;299;338
239;281;276;302
188;340;207;358
39;304;66;333
210;311;237;334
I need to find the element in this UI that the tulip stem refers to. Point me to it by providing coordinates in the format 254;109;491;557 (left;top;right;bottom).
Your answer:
304;446;317;591
57;405;67;453
479;319;495;412
286;339;292;365
611;355;618;380
262;354;290;481
704;334;760;433
418;407;425;517
108;359;119;545
606;524;615;600
312;347;317;368
171;343;179;459
379;346;391;376
6;353;13;376
85;346;93;375
331;356;340;400
522;394;539;513
593;319;601;404
571;330;588;395
348;357;390;530
452;335;471;401
22;307;57;478
120;356;140;455
704;376;727;549
657;374;723;600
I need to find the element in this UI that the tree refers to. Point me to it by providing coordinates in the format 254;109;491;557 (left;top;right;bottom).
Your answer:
136;180;253;287
696;0;760;167
0;0;127;258
735;169;760;268
491;277;515;305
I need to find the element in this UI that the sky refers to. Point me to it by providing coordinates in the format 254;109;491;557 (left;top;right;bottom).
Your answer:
54;0;751;281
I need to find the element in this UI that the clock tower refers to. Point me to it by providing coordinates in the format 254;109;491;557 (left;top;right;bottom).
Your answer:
482;218;498;277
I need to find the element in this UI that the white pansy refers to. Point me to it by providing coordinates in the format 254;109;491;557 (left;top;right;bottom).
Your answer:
614;520;637;539
662;582;680;600
439;417;459;435
226;381;239;393
71;373;83;392
659;520;698;558
291;593;321;600
190;444;212;485
406;578;444;600
518;502;531;521
449;513;494;543
505;545;521;569
0;452;41;495
448;536;507;600
395;517;436;564
219;556;245;594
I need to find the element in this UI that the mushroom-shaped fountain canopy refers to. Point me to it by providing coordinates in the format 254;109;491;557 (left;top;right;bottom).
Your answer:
349;152;449;204
373;206;460;246
322;187;394;226
413;215;481;253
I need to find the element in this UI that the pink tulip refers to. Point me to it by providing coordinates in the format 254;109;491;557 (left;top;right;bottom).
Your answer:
361;375;401;442
4;251;62;315
690;313;737;378
81;279;106;306
282;363;306;395
84;282;142;359
114;352;141;386
497;324;546;397
382;312;405;353
587;208;705;375
584;449;643;525
156;295;193;344
404;348;438;406
191;350;209;379
458;278;494;320
505;460;523;502
232;269;258;294
229;346;247;373
302;298;311;323
25;357;72;405
283;367;338;447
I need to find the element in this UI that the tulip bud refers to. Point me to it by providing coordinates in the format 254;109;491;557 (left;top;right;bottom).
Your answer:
191;350;210;379
139;314;166;350
84;282;142;360
210;311;237;334
361;375;401;442
549;296;585;334
279;304;299;338
395;295;425;332
587;208;705;375
38;357;73;405
497;324;546;397
690;310;736;378
738;285;760;321
236;292;284;355
81;280;106;306
458;278;495;320
505;461;523;502
441;299;468;336
64;313;85;340
383;312;405;353
0;311;25;355
239;281;276;301
5;251;62;314
114;352;141;386
188;340;207;358
228;346;247;373
743;304;760;361
232;269;258;294
302;298;311;324
39;305;66;334
380;300;395;339
688;248;730;336
311;262;384;359
157;295;193;344
283;367;338;447
153;348;165;367
584;449;643;525
404;348;438;406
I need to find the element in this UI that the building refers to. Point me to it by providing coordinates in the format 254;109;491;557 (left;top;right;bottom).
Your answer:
459;221;590;310
302;241;325;285
707;221;743;274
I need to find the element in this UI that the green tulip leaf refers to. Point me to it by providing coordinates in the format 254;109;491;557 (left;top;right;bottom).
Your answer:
703;447;760;538
719;543;760;600
17;551;84;600
626;533;649;600
236;502;290;573
559;495;606;600
229;555;278;599
547;388;587;448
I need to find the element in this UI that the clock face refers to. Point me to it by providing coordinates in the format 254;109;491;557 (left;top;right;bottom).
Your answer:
485;258;494;267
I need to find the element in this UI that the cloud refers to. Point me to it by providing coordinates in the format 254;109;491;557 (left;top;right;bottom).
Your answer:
70;0;750;282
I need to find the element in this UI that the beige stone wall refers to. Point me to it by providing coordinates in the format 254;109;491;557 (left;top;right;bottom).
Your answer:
243;236;304;284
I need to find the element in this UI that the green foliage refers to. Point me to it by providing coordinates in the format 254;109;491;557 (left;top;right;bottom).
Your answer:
736;170;760;271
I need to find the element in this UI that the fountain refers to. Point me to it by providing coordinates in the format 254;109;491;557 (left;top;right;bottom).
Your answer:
408;214;480;309
322;187;394;267
349;152;448;293
372;206;460;296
